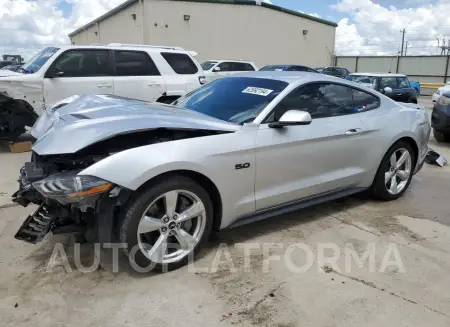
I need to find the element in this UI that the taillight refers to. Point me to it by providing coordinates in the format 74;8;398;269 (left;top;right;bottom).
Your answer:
199;76;206;85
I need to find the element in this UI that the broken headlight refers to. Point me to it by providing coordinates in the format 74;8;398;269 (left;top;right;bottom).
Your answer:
33;171;112;204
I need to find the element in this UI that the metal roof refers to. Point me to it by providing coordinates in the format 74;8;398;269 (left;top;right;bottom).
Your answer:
69;0;337;37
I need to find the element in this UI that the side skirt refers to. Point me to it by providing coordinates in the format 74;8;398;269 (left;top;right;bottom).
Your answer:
225;187;367;230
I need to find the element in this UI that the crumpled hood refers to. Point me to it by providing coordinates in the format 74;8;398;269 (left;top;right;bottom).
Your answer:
32;94;240;155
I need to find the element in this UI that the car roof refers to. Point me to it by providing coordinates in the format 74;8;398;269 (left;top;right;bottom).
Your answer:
210;59;254;64
318;66;348;69
227;71;351;84
350;72;407;77
53;44;194;54
263;64;311;68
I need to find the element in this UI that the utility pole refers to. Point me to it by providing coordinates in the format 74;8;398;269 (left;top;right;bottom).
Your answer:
400;29;406;56
405;41;409;56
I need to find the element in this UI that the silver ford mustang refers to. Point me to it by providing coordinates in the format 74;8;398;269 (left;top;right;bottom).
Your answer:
13;72;430;271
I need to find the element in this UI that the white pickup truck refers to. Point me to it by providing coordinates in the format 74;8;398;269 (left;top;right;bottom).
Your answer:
0;44;205;139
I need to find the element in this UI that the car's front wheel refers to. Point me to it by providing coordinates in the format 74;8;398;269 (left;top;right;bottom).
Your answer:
119;175;213;272
371;141;415;201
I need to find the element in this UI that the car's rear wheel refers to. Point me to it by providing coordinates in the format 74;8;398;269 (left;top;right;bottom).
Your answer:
119;175;213;272
433;129;450;142
371;141;415;201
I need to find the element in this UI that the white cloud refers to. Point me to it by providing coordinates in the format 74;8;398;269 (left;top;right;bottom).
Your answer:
0;0;125;60
3;0;450;60
334;0;450;55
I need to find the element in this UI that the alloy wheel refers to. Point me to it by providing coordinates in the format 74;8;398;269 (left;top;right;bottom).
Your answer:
137;189;206;264
384;148;412;195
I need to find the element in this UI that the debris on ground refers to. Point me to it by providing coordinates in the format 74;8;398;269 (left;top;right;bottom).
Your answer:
220;313;232;322
425;149;448;167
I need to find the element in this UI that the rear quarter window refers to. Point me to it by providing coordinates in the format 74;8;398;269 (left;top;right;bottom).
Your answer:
397;77;410;88
161;52;198;74
352;89;380;112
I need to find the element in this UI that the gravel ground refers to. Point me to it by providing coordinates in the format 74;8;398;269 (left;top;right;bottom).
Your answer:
1;97;449;327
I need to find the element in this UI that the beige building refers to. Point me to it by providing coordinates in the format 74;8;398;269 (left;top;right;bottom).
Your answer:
68;0;337;67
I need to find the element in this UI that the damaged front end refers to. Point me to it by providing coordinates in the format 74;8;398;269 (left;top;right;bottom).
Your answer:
12;94;240;245
12;152;131;244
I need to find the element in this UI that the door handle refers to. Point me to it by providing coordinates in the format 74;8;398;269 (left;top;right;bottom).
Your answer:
97;83;112;88
345;128;363;136
148;82;161;87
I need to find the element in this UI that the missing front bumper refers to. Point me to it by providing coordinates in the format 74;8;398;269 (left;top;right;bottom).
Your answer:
14;203;53;244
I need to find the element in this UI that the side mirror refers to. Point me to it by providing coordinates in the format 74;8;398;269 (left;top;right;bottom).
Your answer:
45;68;64;78
384;87;393;94
212;66;221;72
268;110;312;128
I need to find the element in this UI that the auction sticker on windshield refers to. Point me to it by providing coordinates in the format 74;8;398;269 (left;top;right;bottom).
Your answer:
242;87;273;96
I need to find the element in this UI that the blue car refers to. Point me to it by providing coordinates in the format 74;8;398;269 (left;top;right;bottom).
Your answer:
410;80;421;96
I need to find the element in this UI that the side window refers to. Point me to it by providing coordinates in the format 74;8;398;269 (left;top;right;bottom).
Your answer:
52;50;110;77
268;83;354;121
352;89;380;112
218;62;233;72
325;68;337;76
115;51;160;76
160;52;198;74
337;68;348;77
379;77;397;89
232;62;246;71
233;62;255;71
244;63;256;71
397;77;410;88
288;66;307;72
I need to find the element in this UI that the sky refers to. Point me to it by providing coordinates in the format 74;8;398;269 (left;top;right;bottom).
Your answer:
1;0;450;60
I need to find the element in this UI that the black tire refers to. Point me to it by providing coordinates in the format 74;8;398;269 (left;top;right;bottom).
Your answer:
433;129;450;142
371;140;416;201
118;175;214;272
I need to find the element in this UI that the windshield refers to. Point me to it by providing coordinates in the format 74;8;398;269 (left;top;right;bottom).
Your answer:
201;61;218;71
20;47;59;74
175;77;288;124
260;65;289;71
346;75;377;85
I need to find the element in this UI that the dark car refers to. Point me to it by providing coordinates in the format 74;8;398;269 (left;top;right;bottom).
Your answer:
259;65;319;73
431;92;450;142
346;73;418;104
0;60;14;69
0;64;22;72
315;66;351;78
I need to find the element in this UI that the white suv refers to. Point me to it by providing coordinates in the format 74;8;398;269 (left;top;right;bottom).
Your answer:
0;43;205;139
201;60;258;83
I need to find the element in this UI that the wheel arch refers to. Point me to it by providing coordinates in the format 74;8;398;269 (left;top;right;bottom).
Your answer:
135;169;223;232
370;135;419;185
391;136;419;165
